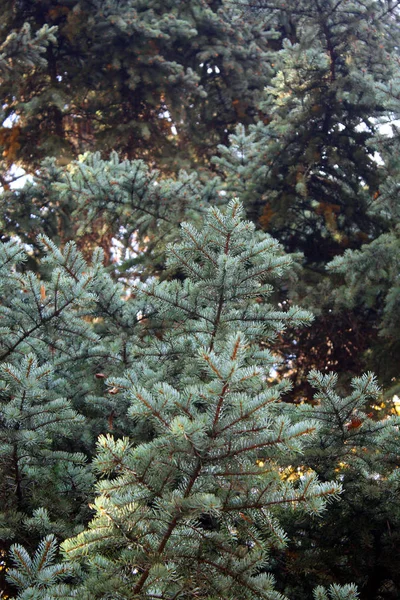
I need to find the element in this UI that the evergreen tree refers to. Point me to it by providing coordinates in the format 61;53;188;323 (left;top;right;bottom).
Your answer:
1;0;273;174
0;227;154;593
215;0;399;247
0;1;399;598
1;200;372;599
6;535;75;600
0;18;57;190
0;236;102;554
212;0;400;384
268;370;400;599
0;152;220;271
326;129;400;388
51;201;371;600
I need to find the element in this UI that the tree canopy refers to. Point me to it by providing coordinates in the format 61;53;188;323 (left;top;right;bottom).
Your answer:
1;1;400;599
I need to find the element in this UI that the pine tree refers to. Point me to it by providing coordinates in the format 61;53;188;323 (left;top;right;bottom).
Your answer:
0;237;102;552
0;193;395;600
6;535;75;599
0;18;57;190
0;152;220;271
1;2;399;598
0;226;158;593
212;0;400;384
53;201;370;600
268;370;400;599
215;0;398;244
327;130;400;387
1;0;273;174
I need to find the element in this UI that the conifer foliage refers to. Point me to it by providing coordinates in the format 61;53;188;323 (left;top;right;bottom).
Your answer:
1;0;272;171
212;0;400;386
1;1;400;599
57;201;350;600
0;152;220;271
0;237;99;547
